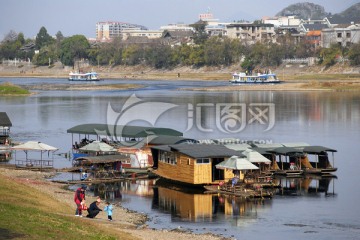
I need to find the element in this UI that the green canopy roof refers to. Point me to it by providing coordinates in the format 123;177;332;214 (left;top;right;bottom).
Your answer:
67;124;183;138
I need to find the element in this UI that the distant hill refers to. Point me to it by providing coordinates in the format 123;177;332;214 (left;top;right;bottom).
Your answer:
329;2;360;24
276;2;328;19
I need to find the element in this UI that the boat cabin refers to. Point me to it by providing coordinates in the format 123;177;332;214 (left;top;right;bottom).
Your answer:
302;145;337;174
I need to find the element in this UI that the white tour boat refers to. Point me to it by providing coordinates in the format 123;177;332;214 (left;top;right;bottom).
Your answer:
69;71;100;81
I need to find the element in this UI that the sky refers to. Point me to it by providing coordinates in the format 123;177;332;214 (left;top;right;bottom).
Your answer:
0;0;359;39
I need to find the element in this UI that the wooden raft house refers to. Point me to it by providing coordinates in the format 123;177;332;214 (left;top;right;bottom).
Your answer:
0;112;12;161
151;144;241;186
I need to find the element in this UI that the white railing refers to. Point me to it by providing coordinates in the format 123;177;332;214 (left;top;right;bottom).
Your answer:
2;58;32;66
282;57;319;66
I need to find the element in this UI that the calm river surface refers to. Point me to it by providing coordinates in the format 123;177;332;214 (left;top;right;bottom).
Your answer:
1;77;360;239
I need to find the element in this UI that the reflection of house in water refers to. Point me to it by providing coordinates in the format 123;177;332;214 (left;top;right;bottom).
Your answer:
275;176;336;197
151;182;271;222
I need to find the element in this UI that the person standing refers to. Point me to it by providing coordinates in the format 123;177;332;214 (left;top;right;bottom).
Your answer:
74;185;86;216
104;201;113;221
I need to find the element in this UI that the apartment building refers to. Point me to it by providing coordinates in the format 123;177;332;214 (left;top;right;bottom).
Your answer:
322;25;360;48
96;21;148;41
226;23;276;43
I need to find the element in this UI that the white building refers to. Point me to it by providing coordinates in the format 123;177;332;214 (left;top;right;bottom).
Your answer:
262;16;301;28
121;29;163;40
96;21;148;41
322;24;360;48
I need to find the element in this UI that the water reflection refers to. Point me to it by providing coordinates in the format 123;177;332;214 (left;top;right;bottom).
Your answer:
87;179;155;201
0;150;11;162
274;176;336;197
82;175;337;226
151;184;270;224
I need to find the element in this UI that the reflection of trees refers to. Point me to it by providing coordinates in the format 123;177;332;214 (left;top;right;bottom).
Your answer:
276;92;360;124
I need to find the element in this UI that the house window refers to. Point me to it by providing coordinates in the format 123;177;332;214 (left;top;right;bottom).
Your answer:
346;33;351;38
337;33;342;38
196;158;210;164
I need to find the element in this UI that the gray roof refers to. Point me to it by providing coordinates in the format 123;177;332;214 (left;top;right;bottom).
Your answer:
303;24;328;31
163;30;194;39
152;144;244;158
266;147;303;155
0;112;12;127
67;124;183;138
303;146;337;154
147;135;197;145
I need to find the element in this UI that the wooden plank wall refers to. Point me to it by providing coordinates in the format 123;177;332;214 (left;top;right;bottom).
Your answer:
156;153;238;184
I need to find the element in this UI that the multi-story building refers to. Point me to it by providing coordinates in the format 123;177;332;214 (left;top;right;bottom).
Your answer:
96;21;148;41
322;24;360;48
226;23;276;44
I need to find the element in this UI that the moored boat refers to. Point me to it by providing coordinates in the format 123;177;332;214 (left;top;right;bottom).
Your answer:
230;71;281;84
69;71;100;81
302;146;337;174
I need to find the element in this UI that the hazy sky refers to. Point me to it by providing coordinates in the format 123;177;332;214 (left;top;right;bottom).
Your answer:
0;0;358;39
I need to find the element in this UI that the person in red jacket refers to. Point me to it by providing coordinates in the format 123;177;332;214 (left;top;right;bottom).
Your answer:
74;185;86;216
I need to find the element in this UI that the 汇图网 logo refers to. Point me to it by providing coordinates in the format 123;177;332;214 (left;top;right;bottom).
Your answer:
96;94;275;145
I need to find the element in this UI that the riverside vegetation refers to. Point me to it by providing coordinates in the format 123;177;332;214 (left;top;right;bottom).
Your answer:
2;24;360;73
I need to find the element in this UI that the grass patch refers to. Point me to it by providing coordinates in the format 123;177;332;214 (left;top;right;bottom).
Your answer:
0;82;30;95
0;174;136;240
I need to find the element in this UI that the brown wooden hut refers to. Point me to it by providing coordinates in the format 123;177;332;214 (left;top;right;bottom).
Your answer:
151;144;242;186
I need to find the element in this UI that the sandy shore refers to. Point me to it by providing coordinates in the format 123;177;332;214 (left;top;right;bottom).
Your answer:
0;167;228;240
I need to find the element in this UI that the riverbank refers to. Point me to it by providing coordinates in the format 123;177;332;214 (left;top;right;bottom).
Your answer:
0;167;227;240
1;62;360;91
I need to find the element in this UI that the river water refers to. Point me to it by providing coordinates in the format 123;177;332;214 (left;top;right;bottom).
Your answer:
1;77;360;239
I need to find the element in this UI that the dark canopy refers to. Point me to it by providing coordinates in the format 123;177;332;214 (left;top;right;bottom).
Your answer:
67;124;183;138
147;135;198;145
152;144;244;159
303;146;337;154
0;112;12;127
266;146;303;155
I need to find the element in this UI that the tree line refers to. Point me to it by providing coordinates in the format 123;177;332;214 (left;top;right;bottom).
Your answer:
1;26;360;71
